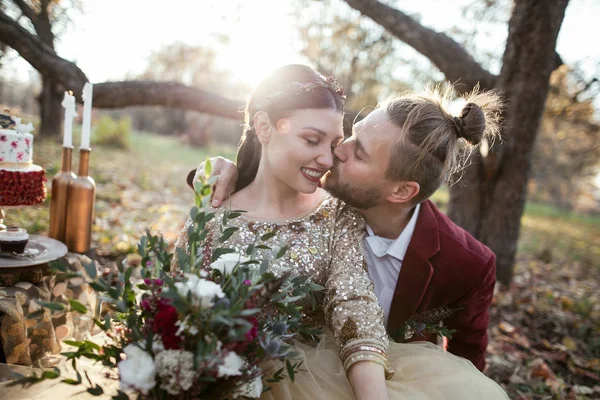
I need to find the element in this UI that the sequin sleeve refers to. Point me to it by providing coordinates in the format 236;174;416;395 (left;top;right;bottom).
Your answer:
324;201;390;376
171;217;193;272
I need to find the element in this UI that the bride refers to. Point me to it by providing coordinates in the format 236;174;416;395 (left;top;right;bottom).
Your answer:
174;64;508;399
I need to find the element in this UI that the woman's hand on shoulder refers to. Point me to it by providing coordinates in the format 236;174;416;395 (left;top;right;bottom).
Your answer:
193;156;239;207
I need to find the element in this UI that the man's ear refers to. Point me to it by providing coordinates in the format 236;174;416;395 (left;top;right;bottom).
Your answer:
386;181;420;204
254;111;272;144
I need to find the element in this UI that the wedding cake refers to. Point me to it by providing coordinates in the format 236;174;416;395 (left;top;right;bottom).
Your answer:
0;112;47;206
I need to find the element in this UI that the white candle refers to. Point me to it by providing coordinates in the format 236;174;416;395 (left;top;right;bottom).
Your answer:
81;82;94;149
61;91;76;147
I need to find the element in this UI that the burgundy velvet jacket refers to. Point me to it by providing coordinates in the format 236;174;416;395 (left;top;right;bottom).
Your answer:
386;200;496;371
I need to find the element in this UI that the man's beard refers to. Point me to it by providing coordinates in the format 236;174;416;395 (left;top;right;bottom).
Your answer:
323;169;380;210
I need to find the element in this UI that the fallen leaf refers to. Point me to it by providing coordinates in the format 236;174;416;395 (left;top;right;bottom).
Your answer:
561;296;574;310
573;385;594;395
569;364;600;381
499;321;516;334
562;336;578;351
531;358;557;380
532;349;568;363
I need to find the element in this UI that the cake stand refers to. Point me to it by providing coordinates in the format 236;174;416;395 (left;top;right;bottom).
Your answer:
0;235;67;286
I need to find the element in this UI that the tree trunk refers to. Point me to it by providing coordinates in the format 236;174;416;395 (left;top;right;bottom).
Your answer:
37;76;63;135
448;0;570;284
34;4;63;136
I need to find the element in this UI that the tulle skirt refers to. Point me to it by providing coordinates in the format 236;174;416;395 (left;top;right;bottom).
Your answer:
260;330;508;400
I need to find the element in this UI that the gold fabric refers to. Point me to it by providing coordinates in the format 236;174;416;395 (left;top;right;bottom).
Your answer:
260;330;509;399
173;193;389;370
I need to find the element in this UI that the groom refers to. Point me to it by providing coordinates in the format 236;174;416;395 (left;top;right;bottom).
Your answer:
187;99;496;372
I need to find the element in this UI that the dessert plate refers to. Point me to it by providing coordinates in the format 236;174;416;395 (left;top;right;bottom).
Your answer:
0;235;68;268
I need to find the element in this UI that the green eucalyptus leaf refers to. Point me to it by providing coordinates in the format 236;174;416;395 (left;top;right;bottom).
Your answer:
124;265;134;283
275;245;290;259
219;227;239;243
87;384;104;396
259;260;270;274
286;359;295;382
278;295;304;304
69;299;88;314
291;276;309;286
239;308;261;317
83;262;97;280
38;300;66;311
260;232;277;241
204;158;212;178
308;283;325;291
211;248;236;262
176;248;191;270
112;390;130;400
41;368;61;380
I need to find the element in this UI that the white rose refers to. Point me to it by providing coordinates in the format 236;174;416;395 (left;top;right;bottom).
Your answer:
152;338;165;355
217;351;245;377
118;344;156;395
175;273;225;308
247;376;263;398
233;376;263;399
210;253;251;275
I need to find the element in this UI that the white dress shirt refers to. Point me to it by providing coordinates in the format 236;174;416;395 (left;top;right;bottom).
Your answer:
363;204;421;325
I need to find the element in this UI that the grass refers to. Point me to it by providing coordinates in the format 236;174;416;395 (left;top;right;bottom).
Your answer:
130;132;237;166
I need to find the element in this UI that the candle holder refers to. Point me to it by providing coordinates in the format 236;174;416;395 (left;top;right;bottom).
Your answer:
64;148;96;253
49;146;77;242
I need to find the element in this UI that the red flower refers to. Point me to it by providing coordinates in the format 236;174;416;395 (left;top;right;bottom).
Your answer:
0;135;6;142
10;141;18;149
25;138;30;146
244;317;259;342
153;301;181;349
16;152;23;160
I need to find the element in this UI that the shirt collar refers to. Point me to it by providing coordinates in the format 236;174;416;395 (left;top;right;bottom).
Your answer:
364;203;421;261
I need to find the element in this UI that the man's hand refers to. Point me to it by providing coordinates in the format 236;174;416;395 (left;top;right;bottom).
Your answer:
190;156;238;207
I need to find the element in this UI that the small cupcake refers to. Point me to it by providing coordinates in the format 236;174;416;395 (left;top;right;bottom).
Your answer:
0;226;29;254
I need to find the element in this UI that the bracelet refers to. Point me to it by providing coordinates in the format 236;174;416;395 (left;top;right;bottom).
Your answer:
343;352;395;380
340;339;387;363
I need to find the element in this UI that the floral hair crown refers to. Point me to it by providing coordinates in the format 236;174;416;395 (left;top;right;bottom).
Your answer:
253;76;346;111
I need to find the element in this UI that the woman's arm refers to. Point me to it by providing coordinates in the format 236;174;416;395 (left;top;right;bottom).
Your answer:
325;200;391;398
348;361;388;400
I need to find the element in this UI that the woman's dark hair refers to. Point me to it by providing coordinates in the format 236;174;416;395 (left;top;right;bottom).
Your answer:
235;64;345;192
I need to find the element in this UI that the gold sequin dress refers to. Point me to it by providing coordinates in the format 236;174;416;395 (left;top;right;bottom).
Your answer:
174;193;508;400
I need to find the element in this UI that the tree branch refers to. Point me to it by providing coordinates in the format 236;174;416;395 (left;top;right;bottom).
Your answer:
342;0;497;92
10;0;36;24
0;11;245;120
0;11;80;84
92;81;245;119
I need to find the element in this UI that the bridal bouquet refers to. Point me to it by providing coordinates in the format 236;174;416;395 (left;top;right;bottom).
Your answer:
12;161;324;399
